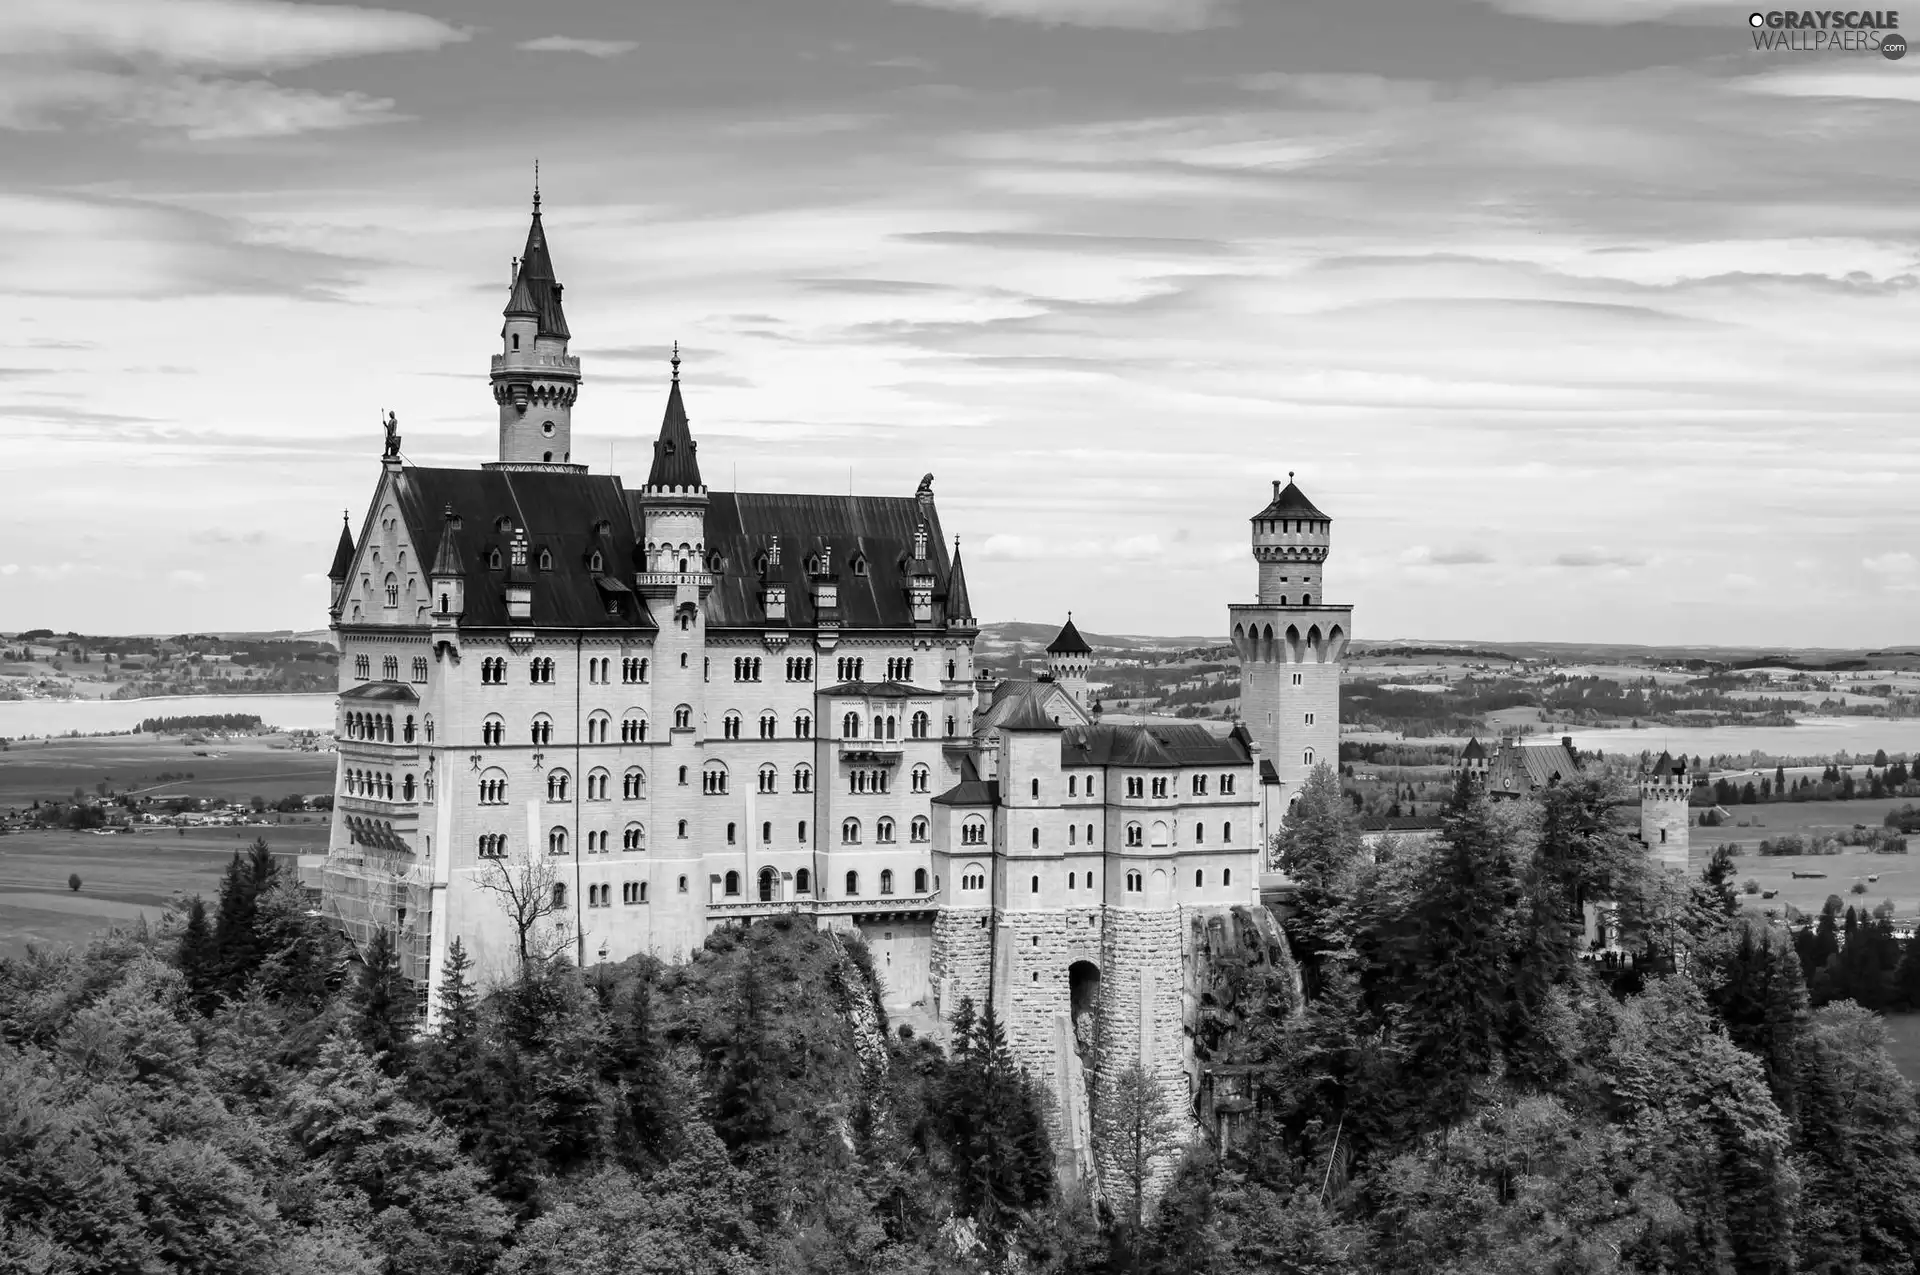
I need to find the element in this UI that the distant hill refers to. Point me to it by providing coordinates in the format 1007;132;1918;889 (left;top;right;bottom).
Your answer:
980;621;1218;650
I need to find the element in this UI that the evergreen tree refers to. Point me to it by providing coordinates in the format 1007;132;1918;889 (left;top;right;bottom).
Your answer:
606;967;675;1169
713;939;780;1153
1272;764;1367;999
211;837;278;993
1705;918;1808;1123
1395;776;1516;1130
1701;844;1742;918
348;925;414;1070
1094;1061;1182;1267
939;1000;1054;1256
176;894;219;1014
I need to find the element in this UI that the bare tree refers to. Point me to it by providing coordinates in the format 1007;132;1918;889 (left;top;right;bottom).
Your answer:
474;842;571;970
1095;1060;1184;1270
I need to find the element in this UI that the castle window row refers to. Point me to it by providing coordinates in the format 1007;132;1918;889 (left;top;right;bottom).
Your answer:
849;769;889;795
786;656;814;681
343;711;425;744
345;769;414;802
1115;772;1239;800
733;656;763;682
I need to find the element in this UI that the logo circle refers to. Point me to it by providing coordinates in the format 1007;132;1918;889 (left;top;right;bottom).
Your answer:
1884;32;1908;59
1749;11;1765;26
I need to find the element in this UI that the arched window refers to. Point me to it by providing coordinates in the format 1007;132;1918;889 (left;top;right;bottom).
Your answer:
403;715;416;743
1030;828;1039;848
798;820;808;844
910;816;928;842
1126;822;1142;847
402;774;416;801
1303;748;1315;766
547;770;570;801
759;711;776;739
726;821;737;845
482;714;504;746
1069;825;1077;845
1068;776;1077;796
845;870;859;896
874;715;886;739
796;868;812;894
621;712;648;743
759;763;778;793
623;822;645;851
795;712;813;738
910;765;929;794
384;573;398;607
587;712;611;743
530;714;553;745
1223;868;1232;886
722;712;741;740
587;769;610;800
1223;822;1231;843
1194;822;1204;844
1030;875;1040;893
674;705;692;730
880;869;895;895
793;764;813;793
702;765;729;795
843;711;860;738
1030;778;1039;799
677;819;688;838
623;768;646;800
1151;820;1169;847
877;817;895;844
962;863;986;891
915;867;928;893
761;820;772;845
1196;869;1204;888
1126;870;1142;892
552;882;567;907
724;870;740;896
479;768;508;804
963;816;987;845
759;866;777;902
549;827;568;855
842;817;863;844
911;711;929;738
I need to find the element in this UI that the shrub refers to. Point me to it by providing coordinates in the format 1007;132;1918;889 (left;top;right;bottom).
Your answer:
67;873;81;892
1851;882;1869;895
1742;879;1760;895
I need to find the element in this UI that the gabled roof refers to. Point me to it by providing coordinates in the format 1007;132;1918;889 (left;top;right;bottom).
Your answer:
1253;477;1328;522
1047;616;1092;655
998;694;1066;732
1486;738;1580;797
379;466;652;630
1650;750;1687;775
932;756;1001;807
328;515;356;580
503;208;569;340
1461;736;1486;761
1057;722;1253;769
644;378;703;490
689;491;964;631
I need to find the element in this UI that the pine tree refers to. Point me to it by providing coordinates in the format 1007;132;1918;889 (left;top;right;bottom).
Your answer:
939;1000;1054;1256
1272;764;1367;999
349;926;414;1070
607;967;674;1169
176;894;219;1014
1395;776;1516;1131
713;940;779;1153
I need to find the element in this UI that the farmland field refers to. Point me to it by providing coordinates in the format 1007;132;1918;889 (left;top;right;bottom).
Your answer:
0;733;337;809
1712;847;1920;922
0;825;326;957
1694;798;1909;851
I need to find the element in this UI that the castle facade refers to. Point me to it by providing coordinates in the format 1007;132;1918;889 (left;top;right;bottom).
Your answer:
319;199;1353;1178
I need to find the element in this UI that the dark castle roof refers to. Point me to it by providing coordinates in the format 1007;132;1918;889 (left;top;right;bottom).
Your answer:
1461;736;1486;761
1253;478;1327;522
1059;722;1254;769
1047;616;1092;655
369;462;968;635
644;379;702;490
997;694;1066;732
503;209;569;340
328;515;356;579
932;756;1000;807
946;543;974;622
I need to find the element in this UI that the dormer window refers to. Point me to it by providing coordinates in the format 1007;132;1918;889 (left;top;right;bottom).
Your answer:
708;552;723;573
663;440;676;455
489;549;502;570
850;554;868;577
496;516;512;533
805;555;820;574
589;551;604;573
537;548;553;572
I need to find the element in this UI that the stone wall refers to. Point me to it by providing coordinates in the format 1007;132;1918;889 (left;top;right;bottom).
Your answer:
930;907;993;1036
1093;905;1191;1199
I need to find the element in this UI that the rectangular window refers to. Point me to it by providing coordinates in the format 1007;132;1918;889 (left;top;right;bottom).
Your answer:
1292;672;1303;686
1304;712;1315;726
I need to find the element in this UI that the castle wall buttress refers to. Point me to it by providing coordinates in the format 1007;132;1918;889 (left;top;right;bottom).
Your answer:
1095;906;1191;1194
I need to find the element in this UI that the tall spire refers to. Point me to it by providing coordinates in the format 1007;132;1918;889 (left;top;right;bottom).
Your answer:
645;346;702;490
328;511;355;579
946;535;976;631
503;188;568;340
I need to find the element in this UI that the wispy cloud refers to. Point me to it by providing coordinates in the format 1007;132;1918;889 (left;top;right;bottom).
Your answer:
887;0;1233;31
1552;549;1650;568
1472;0;1750;23
1864;551;1920;590
1735;67;1920;102
516;35;640;58
1400;546;1496;567
0;0;465;138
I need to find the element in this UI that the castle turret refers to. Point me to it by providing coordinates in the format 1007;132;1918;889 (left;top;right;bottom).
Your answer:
1229;474;1352;812
327;511;355;620
1641;751;1690;872
1046;615;1092;710
428;505;464;622
946;537;978;638
489;183;583;471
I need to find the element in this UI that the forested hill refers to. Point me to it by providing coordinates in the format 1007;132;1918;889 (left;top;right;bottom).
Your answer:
9;776;1920;1273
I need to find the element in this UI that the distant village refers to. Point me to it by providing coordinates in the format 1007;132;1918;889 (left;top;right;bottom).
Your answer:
0;630;337;701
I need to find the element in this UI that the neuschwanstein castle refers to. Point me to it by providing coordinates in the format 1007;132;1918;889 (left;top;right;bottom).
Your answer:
319;197;1352;1167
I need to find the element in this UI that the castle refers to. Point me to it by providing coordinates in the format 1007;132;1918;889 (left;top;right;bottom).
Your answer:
318;196;1352;1183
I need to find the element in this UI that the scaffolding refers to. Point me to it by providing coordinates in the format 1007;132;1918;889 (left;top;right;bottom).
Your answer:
321;847;433;987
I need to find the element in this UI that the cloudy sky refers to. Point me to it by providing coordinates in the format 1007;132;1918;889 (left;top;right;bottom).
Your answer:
0;0;1915;646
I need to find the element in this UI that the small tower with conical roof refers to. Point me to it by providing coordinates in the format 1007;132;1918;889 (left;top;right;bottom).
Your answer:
946;537;977;638
1046;614;1092;710
327;511;356;623
1641;751;1690;873
1229;475;1353;821
489;178;583;470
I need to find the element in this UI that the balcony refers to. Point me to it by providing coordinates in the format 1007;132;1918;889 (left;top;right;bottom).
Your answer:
340;793;420;818
634;570;713;591
489;353;580;375
336;737;420;765
839;740;904;763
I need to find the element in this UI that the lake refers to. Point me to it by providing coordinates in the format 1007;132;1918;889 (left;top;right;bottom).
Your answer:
1560;718;1920;763
0;693;337;739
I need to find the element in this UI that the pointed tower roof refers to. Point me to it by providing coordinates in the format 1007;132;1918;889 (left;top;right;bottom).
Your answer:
430;506;463;577
503;195;570;340
328;512;355;579
1047;614;1092;655
644;346;704;490
945;538;975;626
1254;473;1327;521
1461;736;1486;761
